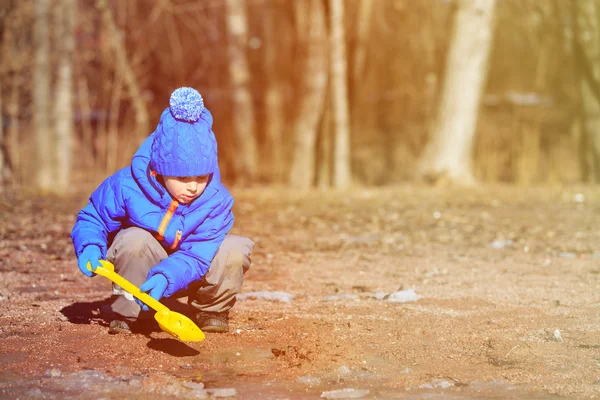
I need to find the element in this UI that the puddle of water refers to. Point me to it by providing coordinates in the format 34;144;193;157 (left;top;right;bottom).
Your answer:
193;347;274;364
0;372;23;383
0;352;28;367
0;370;569;400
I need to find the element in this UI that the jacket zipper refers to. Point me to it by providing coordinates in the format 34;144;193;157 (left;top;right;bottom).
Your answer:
171;230;182;250
156;199;178;241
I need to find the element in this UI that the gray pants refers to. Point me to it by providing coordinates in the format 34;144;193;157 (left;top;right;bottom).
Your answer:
106;227;254;319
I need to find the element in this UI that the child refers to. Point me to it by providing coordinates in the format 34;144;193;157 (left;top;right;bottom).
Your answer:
71;87;254;334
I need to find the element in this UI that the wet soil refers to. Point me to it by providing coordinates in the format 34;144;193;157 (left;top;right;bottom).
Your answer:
0;185;599;399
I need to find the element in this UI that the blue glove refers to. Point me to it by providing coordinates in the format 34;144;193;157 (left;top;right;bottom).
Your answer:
77;245;102;277
137;274;168;311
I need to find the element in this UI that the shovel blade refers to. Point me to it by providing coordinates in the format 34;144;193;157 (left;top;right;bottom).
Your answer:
154;309;206;342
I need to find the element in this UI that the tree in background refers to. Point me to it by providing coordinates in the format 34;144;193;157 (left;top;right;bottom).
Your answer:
288;0;328;189
225;0;258;184
572;0;600;182
0;78;7;191
53;0;75;192
329;0;352;188
97;0;149;149
416;0;497;185
262;0;285;184
33;0;53;192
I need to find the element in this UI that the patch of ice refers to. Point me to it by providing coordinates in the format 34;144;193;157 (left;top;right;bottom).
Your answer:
182;381;205;390
297;375;322;385
237;291;295;303
385;289;421;303
45;369;62;377
323;294;359;301
371;292;387;300
419;379;453;389
559;252;577;259
490;239;513;249
206;388;237;397
336;365;352;375
471;380;517;391
321;388;370;399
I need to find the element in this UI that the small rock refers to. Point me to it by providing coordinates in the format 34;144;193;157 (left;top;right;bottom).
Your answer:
321;388;370;399
271;348;286;357
573;193;585;203
180;364;193;370
206;388;237;397
553;329;563;343
0;295;9;301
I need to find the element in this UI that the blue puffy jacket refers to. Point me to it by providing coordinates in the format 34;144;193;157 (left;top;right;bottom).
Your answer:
71;131;234;297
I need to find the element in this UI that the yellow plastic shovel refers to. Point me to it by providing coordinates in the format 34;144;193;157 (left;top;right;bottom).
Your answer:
88;260;205;342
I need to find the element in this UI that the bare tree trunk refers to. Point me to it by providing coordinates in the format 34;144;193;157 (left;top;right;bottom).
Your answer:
53;0;75;192
288;0;328;189
330;0;352;188
224;0;258;184
350;0;373;139
77;76;95;170
34;0;53;191
416;0;497;185
0;81;7;191
106;73;123;173
7;77;20;186
352;0;373;86
579;80;600;181
573;0;600;182
97;0;149;145
263;1;285;183
317;98;332;189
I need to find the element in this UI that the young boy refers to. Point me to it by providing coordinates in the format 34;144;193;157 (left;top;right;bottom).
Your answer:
71;87;254;334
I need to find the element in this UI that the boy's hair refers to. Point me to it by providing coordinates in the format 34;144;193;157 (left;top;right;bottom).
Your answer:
150;87;217;177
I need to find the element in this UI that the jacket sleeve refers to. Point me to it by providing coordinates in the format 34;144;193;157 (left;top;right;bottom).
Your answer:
147;196;234;297
71;175;126;258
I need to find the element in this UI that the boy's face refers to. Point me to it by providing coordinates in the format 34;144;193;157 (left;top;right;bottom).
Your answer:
163;175;210;204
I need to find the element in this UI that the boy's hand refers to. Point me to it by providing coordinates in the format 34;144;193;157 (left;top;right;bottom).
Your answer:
77;245;102;277
138;274;168;311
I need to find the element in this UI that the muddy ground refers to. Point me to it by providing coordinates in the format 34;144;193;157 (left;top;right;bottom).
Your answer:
0;185;599;399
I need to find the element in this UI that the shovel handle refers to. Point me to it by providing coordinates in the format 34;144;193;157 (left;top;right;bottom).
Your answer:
88;260;169;315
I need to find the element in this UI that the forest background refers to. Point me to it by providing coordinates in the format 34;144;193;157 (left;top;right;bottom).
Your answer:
1;0;599;192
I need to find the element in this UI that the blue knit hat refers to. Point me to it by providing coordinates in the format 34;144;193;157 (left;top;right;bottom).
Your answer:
150;87;217;177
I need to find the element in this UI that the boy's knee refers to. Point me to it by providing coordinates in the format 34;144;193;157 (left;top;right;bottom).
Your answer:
222;235;254;257
221;236;253;266
112;228;161;258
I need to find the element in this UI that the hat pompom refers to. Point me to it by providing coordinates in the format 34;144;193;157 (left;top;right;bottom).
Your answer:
169;87;204;122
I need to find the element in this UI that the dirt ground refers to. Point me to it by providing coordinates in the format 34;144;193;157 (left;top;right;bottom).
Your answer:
0;184;599;399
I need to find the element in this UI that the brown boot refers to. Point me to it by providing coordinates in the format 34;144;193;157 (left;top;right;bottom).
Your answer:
195;311;229;333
